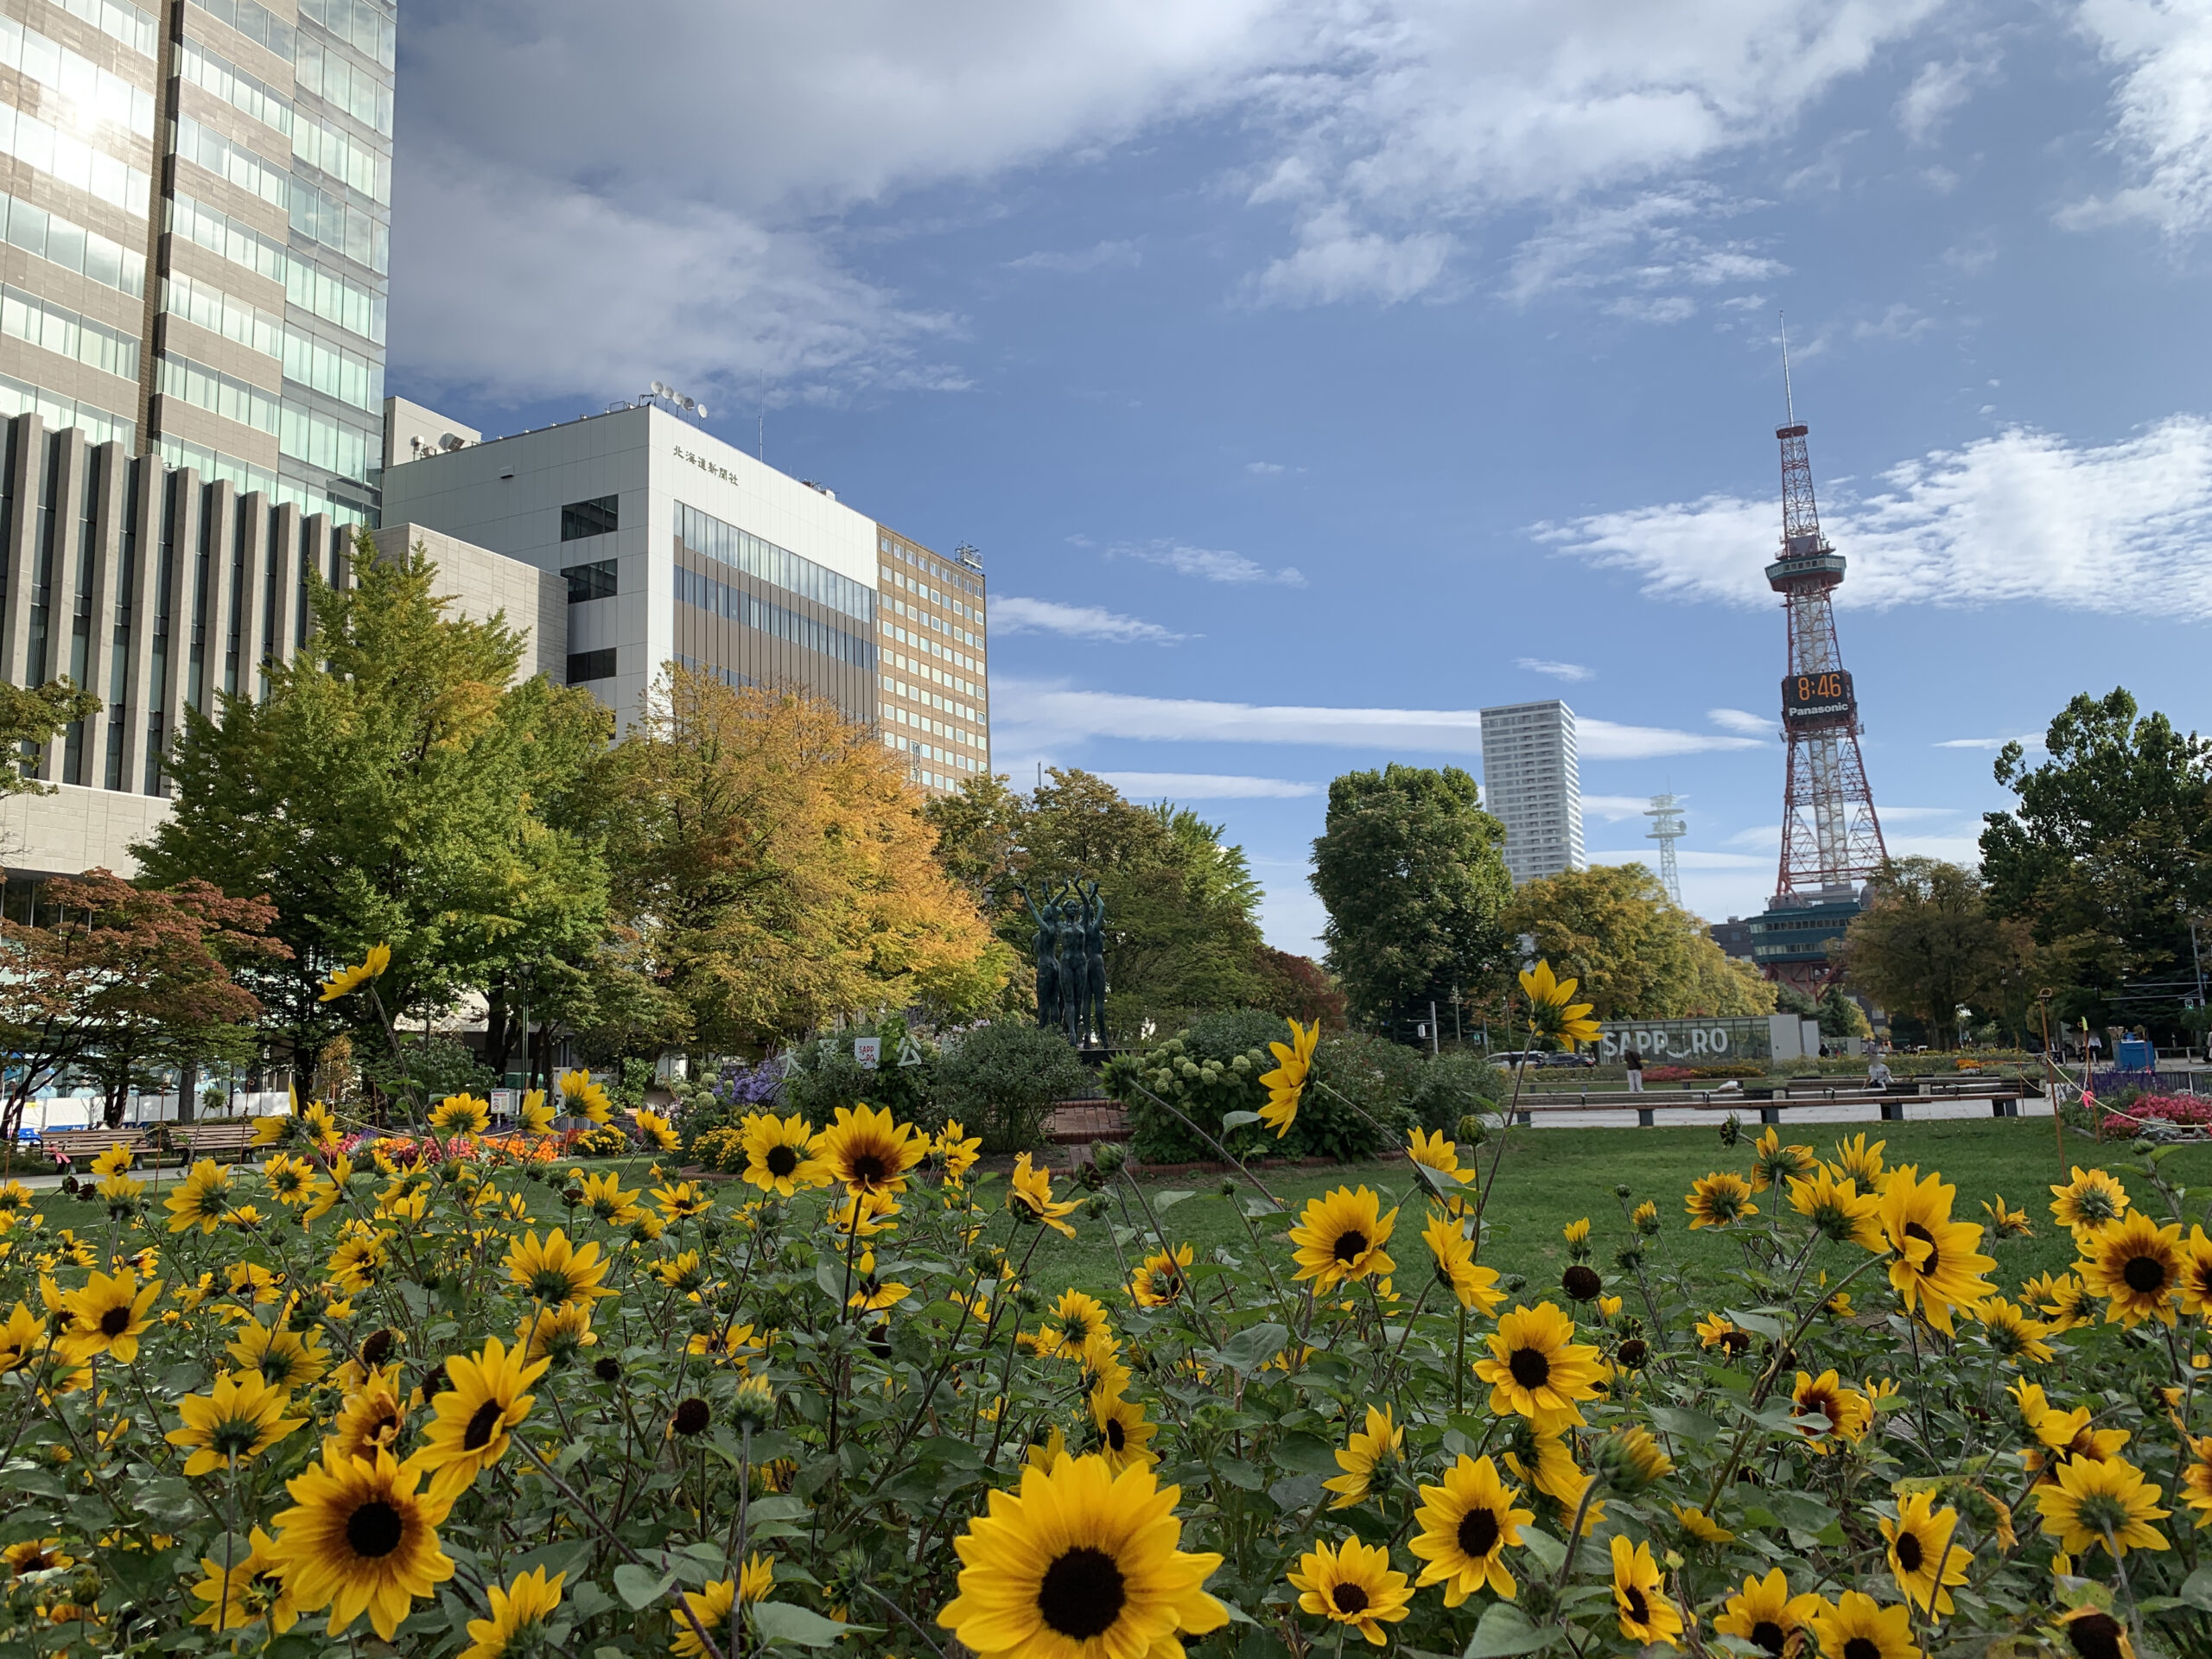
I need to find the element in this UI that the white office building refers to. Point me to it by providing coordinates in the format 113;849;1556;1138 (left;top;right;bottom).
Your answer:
1479;699;1586;886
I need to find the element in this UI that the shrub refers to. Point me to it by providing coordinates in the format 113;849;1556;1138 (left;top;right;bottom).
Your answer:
689;1124;749;1173
779;1014;937;1128
1406;1050;1503;1134
1110;1012;1402;1165
358;1034;498;1107
569;1123;632;1158
930;1019;1088;1154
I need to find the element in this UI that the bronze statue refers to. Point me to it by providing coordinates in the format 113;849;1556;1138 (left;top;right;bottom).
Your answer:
1081;880;1107;1046
1013;877;1109;1046
1014;885;1060;1032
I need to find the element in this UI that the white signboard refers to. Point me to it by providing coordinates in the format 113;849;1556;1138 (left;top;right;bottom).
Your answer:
853;1037;881;1071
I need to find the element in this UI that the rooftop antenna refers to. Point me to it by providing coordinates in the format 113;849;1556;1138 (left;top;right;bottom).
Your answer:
1780;310;1796;425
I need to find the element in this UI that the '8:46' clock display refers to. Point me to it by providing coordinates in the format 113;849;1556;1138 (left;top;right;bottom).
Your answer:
1781;669;1856;726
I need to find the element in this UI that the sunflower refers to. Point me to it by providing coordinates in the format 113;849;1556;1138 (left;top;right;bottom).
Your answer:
1686;1172;1758;1230
1596;1425;1673;1493
1519;959;1600;1049
1674;1504;1736;1544
574;1171;641;1226
1812;1592;1918;1659
327;1366;409;1463
301;1101;342;1150
2050;1166;2130;1239
326;1229;391;1295
2055;1607;2136;1659
268;1446;453;1640
60;1268;162;1363
428;1095;489;1137
1880;1490;1969;1615
810;1103;927;1198
1008;1154;1080;1237
634;1109;680;1154
516;1301;598;1367
318;943;390;1001
1090;1386;1156;1471
1423;1212;1504;1314
1476;1303;1605;1421
1258;1015;1319;1137
516;1090;555;1137
228;1319;331;1392
2176;1226;2212;1318
739;1112;830;1197
1288;1186;1399;1291
1040;1289;1113;1357
1695;1313;1751;1356
2034;1455;2171;1559
2078;1212;2183;1326
1562;1217;1592;1253
652;1250;707;1294
687;1319;760;1367
671;1565;773;1659
1407;1127;1464;1180
1128;1243;1193;1308
187;1528;296;1634
1787;1166;1883;1249
829;1189;902;1238
937;1453;1228;1659
848;1250;912;1313
1751;1126;1818;1192
2026;1400;2133;1482
556;1068;612;1125
1323;1405;1403;1510
406;1336;548;1498
2028;1271;2101;1332
261;1152;315;1207
1834;1133;1886;1185
0;1300;45;1372
937;1119;982;1182
1408;1454;1532;1605
1982;1194;2035;1237
1879;1166;1996;1334
165;1370;306;1478
503;1229;613;1307
652;1181;714;1223
1610;1535;1682;1647
165;1159;232;1235
1791;1370;1872;1453
1287;1536;1413;1646
3;1537;72;1574
1974;1298;2056;1364
460;1566;564;1659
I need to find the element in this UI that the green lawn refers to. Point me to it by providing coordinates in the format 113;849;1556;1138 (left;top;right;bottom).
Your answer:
1023;1117;2212;1300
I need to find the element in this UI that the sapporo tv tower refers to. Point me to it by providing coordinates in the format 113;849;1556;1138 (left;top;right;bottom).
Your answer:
1753;328;1888;991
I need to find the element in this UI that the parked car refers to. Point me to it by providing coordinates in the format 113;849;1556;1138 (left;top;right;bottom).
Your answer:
1541;1051;1598;1068
1489;1051;1549;1071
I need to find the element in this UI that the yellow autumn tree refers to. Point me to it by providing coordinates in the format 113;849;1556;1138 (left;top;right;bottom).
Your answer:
600;668;1011;1048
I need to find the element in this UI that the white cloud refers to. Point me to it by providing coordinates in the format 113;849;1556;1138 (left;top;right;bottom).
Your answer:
1007;239;1143;273
1708;708;1776;735
1502;188;1789;311
990;596;1185;644
1535;415;2212;619
1896;57;1989;146
1110;540;1307;587
1933;733;2045;750
2067;0;2212;236
1095;772;1319;798
1245;461;1287;475
1518;657;1594;682
1582;793;1659;822
992;679;1763;759
393;0;1948;397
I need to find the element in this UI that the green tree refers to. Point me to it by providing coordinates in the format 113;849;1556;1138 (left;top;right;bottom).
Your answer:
1980;689;2212;1032
1310;764;1512;1031
1502;861;1772;1020
0;680;100;795
1840;858;2024;1050
133;540;612;1070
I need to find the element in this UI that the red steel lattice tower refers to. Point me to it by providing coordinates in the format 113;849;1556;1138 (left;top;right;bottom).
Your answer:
1769;353;1886;901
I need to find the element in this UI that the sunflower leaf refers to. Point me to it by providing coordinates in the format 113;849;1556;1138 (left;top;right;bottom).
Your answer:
2180;1564;2212;1611
1220;1111;1262;1129
1464;1600;1554;1658
1211;1321;1290;1373
613;1561;677;1610
1154;1190;1197;1211
752;1602;867;1648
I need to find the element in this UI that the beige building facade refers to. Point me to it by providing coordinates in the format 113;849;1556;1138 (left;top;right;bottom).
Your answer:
874;526;988;795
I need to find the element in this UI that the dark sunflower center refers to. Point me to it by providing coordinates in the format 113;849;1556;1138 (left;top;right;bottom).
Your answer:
1806;1392;1840;1428
1624;1586;1650;1624
1037;1545;1126;1640
1332;1583;1370;1615
461;1400;505;1452
1563;1265;1602;1301
1904;1223;1937;1274
2123;1254;2168;1294
672;1396;710;1436
1106;1419;1126;1450
2067;1612;2126;1659
1845;1640;1880;1659
1509;1346;1552;1389
766;1145;799;1178
346;1499;404;1559
1333;1230;1370;1263
362;1329;397;1366
1895;1532;1923;1573
99;1305;131;1337
1458;1507;1501;1558
1752;1620;1788;1656
850;1151;890;1186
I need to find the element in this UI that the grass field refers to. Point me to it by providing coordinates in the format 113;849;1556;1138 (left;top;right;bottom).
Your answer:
1020;1116;2212;1299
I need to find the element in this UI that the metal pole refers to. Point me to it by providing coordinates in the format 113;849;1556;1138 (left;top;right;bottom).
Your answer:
1429;1000;1440;1058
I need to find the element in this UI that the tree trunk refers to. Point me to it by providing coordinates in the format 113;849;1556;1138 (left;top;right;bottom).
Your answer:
104;1077;124;1129
177;1060;198;1123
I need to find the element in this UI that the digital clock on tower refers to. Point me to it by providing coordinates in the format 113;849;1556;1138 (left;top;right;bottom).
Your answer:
1781;670;1856;725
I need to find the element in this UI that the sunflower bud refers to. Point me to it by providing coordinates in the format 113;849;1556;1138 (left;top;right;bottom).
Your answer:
1595;1425;1673;1495
1719;1114;1740;1148
731;1375;775;1433
1458;1115;1489;1145
1092;1141;1126;1176
1614;1183;1632;1199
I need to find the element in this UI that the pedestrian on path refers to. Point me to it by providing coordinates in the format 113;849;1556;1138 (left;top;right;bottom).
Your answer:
1624;1046;1643;1093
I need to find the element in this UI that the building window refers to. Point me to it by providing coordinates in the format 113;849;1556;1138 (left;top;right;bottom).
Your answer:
560;495;619;541
567;647;617;683
562;559;615;602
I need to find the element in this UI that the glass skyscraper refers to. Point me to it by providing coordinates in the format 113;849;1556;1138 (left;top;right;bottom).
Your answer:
0;0;392;526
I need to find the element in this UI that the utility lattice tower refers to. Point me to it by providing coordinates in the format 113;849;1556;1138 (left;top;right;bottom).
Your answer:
1770;334;1887;902
1644;793;1686;906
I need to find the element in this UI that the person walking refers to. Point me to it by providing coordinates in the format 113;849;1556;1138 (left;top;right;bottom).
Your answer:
1624;1046;1644;1093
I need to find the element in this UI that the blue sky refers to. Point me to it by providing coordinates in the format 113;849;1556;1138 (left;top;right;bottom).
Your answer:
387;1;2212;952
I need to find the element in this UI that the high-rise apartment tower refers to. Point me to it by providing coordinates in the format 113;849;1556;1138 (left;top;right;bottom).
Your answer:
0;0;393;526
1478;699;1585;886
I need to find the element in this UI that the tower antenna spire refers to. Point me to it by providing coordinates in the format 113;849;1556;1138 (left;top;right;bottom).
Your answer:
1780;311;1796;425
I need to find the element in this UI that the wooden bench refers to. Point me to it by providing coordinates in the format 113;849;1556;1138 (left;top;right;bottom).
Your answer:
36;1127;145;1166
1495;1084;2026;1128
168;1122;264;1163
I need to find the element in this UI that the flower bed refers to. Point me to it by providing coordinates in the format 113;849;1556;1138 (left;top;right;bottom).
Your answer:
2;1014;2206;1659
2105;1091;2212;1129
